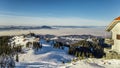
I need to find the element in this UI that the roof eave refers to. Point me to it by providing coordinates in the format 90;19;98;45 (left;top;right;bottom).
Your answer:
106;20;119;32
106;29;111;32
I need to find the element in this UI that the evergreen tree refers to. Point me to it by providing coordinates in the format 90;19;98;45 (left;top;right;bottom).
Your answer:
16;54;19;62
75;51;78;57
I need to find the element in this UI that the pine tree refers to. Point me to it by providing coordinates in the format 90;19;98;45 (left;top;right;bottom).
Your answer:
75;51;78;57
78;52;81;60
81;52;85;59
16;54;19;62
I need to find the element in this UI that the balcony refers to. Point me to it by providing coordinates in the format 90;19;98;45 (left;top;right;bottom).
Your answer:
105;39;114;45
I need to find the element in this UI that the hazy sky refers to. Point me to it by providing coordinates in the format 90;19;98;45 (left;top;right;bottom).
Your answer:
0;0;120;26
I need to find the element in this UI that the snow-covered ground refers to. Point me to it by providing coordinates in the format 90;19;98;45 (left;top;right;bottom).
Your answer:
16;42;74;68
16;48;120;68
8;35;120;68
15;41;120;68
65;58;120;68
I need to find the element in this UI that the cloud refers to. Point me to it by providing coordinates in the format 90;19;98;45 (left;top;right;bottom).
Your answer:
0;14;109;26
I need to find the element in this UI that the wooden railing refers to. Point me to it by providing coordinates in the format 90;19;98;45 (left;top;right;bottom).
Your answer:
105;39;114;45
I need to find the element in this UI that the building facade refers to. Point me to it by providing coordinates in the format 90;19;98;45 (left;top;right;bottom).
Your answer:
106;16;120;53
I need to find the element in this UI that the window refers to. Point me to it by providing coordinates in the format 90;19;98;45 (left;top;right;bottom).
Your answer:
117;34;120;40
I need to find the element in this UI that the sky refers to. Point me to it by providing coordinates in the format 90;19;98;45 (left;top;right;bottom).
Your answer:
0;0;120;26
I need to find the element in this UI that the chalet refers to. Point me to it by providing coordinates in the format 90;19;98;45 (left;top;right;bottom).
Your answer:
106;16;120;53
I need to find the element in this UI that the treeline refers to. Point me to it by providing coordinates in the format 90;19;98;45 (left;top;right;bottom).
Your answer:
0;36;16;67
68;40;105;58
40;37;106;59
0;36;12;55
53;41;64;50
0;36;23;55
33;42;42;51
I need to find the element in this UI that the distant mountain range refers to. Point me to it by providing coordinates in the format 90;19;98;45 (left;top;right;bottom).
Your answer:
0;25;52;30
53;26;106;28
0;25;106;31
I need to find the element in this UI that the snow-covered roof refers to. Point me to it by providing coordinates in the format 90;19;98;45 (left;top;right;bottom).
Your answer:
106;16;120;31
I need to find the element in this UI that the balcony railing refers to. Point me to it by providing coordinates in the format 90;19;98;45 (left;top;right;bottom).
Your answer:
105;39;114;45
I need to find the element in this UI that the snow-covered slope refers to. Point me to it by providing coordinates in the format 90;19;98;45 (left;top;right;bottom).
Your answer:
14;38;120;68
16;43;74;68
65;58;120;68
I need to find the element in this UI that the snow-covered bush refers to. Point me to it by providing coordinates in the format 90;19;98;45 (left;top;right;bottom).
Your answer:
0;54;15;67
